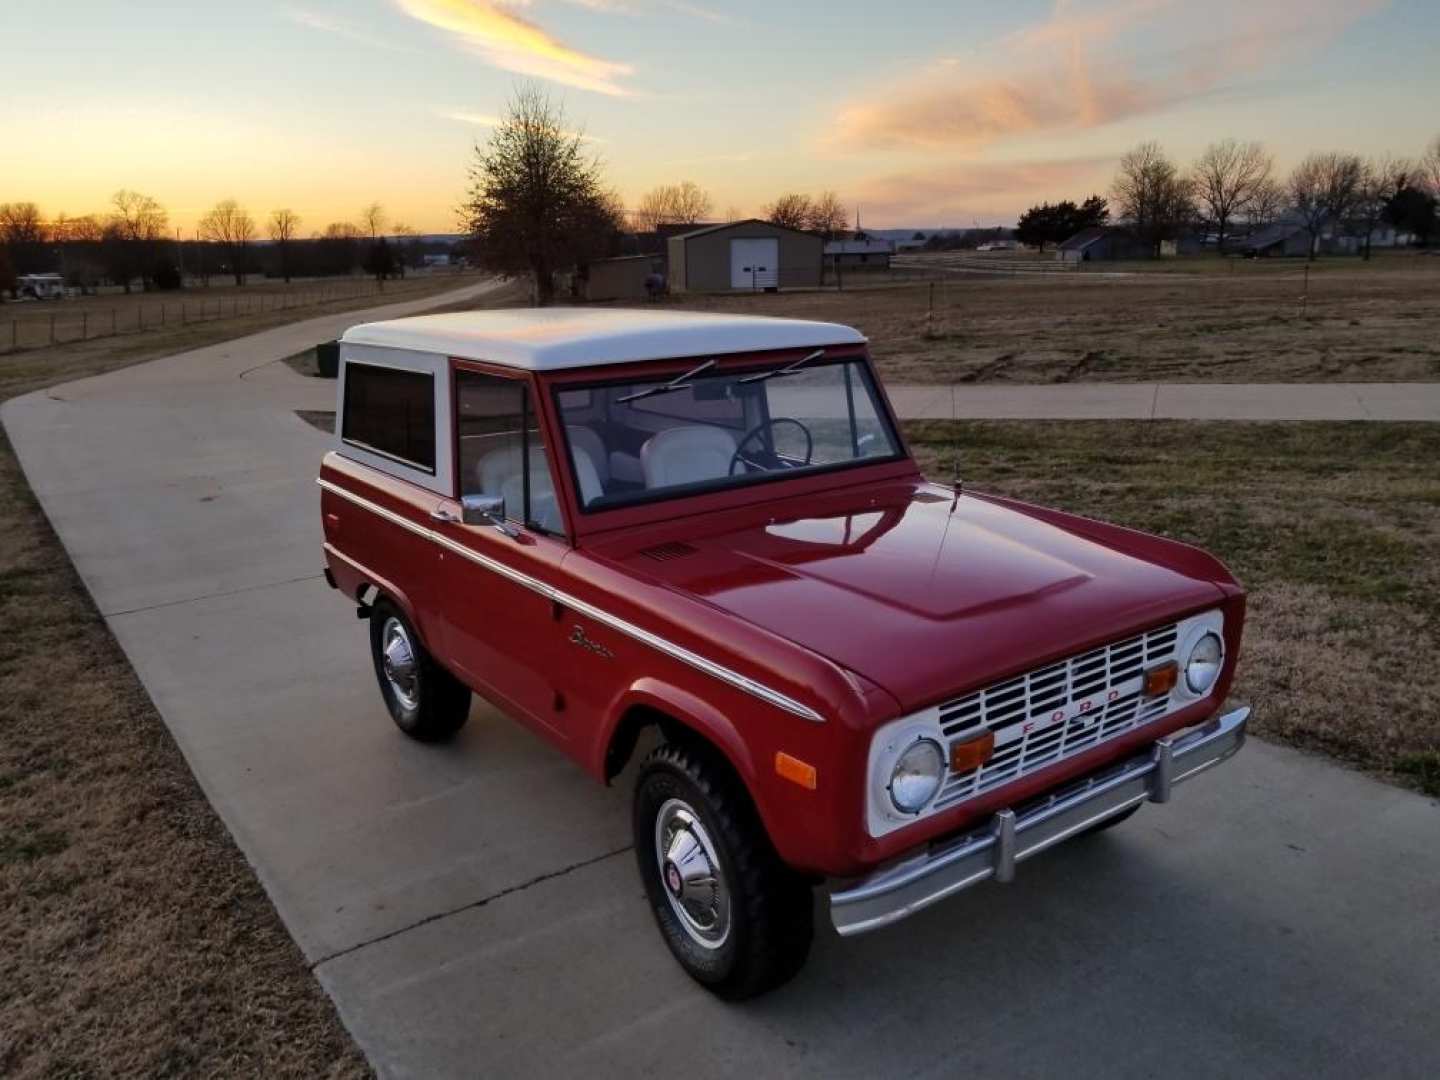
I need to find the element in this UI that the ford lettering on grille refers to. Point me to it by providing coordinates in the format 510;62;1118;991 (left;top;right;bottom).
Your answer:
933;624;1179;809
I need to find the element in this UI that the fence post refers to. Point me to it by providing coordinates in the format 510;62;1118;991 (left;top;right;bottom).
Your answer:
10;320;15;351
50;312;56;345
112;309;117;335
82;312;88;340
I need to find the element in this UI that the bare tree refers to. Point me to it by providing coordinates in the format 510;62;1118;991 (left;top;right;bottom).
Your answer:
1245;178;1287;230
764;193;813;230
1423;134;1440;196
670;180;712;225
723;205;744;223
361;203;387;241
807;191;848;239
0;201;47;275
631;186;673;233
1192;139;1272;252
107;190;168;291
198;199;257;285
1112;142;1195;255
460;82;624;305
1350;160;1389;260
1288;152;1363;260
631;180;713;232
268;208;302;283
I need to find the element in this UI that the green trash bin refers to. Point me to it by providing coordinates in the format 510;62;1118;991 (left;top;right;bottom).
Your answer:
316;339;340;378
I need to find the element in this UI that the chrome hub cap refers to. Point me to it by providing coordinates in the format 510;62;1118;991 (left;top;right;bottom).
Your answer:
380;618;420;710
655;799;730;948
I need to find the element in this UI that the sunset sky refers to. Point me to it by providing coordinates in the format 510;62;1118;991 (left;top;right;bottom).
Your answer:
2;0;1436;234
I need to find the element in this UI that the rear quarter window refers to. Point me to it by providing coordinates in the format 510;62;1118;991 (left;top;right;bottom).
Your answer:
341;362;436;472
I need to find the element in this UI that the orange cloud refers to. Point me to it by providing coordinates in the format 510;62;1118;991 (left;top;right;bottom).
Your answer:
828;0;1388;151
394;0;635;96
852;157;1116;225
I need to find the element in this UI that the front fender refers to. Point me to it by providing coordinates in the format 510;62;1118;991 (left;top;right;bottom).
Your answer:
594;677;760;789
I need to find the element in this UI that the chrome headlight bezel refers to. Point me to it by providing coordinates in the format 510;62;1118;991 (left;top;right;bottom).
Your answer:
1183;630;1224;695
887;737;945;814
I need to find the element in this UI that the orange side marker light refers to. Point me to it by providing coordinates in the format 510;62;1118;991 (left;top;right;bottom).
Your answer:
1143;661;1179;697
775;751;817;790
950;730;995;772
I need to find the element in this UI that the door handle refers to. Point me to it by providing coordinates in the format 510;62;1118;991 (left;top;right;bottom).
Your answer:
429;508;459;524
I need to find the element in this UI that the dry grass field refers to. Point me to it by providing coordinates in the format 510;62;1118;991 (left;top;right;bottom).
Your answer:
0;271;478;356
663;259;1440;384
906;421;1440;796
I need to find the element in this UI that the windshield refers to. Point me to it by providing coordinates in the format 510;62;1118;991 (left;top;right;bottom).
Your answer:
553;356;902;512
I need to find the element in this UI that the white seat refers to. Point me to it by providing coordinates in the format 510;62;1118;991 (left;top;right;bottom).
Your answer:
476;443;602;528
566;425;609;485
641;425;737;489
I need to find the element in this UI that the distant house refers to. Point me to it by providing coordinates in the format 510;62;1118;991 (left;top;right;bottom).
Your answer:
15;273;66;299
667;219;822;292
422;254;452;268
823;237;893;269
1240;220;1312;258
1056;227;1152;263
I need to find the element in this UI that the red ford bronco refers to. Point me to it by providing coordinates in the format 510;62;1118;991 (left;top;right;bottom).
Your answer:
318;308;1248;998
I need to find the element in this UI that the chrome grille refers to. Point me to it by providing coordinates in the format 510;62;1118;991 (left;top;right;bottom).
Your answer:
933;622;1179;809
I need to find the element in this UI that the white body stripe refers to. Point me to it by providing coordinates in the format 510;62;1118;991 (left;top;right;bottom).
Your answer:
317;477;825;723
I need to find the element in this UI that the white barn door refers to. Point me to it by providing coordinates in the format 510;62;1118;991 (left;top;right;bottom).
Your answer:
730;238;779;289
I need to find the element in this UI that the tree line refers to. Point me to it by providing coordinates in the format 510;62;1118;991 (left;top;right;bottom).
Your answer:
1024;135;1440;259
0;193;456;298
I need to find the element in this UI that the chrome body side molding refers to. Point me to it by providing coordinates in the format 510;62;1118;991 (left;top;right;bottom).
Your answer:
317;477;826;723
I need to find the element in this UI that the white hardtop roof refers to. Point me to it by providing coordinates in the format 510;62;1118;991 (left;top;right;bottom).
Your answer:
341;307;866;371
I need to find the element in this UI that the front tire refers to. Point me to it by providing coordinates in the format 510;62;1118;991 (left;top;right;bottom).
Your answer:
633;742;813;1000
368;600;470;741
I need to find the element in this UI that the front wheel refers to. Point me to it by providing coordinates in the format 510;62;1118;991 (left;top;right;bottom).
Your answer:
633;742;813;1000
368;600;470;741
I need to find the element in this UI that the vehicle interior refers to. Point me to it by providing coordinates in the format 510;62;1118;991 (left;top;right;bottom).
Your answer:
552;355;901;512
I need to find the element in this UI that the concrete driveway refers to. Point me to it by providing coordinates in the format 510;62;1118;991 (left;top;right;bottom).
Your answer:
4;287;1437;1078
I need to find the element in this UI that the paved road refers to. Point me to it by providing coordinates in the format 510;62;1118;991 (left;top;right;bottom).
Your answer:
886;381;1440;421
4;291;1437;1078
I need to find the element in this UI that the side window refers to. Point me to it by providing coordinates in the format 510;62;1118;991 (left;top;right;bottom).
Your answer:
455;370;559;533
342;363;436;472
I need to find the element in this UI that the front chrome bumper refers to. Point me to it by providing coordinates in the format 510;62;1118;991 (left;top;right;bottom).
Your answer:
830;706;1250;937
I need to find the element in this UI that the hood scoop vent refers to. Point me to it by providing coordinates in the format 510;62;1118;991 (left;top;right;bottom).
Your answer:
640;540;699;562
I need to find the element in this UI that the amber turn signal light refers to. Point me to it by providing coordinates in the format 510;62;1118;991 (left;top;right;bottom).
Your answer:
774;751;817;790
1143;661;1179;696
950;730;995;772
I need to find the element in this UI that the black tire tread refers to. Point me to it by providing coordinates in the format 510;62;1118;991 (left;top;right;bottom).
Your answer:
636;740;812;1000
369;600;470;741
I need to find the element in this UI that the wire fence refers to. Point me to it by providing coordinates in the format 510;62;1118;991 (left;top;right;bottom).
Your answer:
0;274;471;354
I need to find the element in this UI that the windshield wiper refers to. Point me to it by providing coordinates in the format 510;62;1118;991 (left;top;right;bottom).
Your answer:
738;348;825;385
615;358;717;404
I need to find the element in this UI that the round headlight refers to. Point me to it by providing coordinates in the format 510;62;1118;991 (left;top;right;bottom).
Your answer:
889;738;944;813
1185;632;1223;694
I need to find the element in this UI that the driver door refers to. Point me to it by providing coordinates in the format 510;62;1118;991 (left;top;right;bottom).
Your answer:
429;365;571;740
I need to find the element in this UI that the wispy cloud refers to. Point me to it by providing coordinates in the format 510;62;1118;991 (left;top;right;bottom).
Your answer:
852;157;1115;224
827;0;1387;151
285;6;413;52
394;0;635;96
439;106;607;142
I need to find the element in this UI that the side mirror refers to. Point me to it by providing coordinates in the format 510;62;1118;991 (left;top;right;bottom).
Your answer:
461;493;505;526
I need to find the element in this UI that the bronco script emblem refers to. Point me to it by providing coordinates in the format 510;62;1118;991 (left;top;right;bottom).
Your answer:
569;624;614;659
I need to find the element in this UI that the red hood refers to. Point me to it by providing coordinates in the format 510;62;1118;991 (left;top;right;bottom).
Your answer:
589;480;1228;713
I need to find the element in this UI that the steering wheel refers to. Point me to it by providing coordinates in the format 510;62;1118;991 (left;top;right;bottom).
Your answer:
729;417;814;476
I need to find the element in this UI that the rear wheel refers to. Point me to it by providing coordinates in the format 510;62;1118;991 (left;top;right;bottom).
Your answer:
633;741;812;1000
368;600;470;741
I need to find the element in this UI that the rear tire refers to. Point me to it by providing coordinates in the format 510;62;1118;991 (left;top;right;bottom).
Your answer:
633;741;812;1000
368;600;470;741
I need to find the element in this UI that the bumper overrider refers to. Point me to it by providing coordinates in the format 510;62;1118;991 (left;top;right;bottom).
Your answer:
830;706;1250;936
